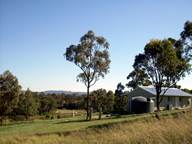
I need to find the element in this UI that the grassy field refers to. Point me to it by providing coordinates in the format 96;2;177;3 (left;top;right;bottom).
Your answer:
0;109;192;144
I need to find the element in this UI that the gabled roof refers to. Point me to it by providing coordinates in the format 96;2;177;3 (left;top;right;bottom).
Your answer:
140;86;192;97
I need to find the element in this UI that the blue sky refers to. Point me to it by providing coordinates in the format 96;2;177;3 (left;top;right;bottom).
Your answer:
0;0;192;92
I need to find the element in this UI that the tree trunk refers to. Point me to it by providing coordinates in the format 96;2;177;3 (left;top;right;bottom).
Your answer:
0;116;6;126
25;114;29;120
89;107;93;120
86;85;89;120
155;85;161;112
0;117;3;126
156;92;160;111
98;107;102;120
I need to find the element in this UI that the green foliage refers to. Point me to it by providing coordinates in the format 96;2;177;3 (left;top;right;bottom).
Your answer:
64;30;111;120
180;20;192;59
106;90;115;113
63;95;85;109
64;30;110;87
127;38;190;90
114;95;128;114
38;96;57;114
126;69;152;89
114;83;128;114
0;70;21;123
182;88;192;94
90;89;114;114
16;89;39;120
114;83;125;96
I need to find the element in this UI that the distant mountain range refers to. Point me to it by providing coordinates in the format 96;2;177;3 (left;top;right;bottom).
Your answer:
42;90;86;96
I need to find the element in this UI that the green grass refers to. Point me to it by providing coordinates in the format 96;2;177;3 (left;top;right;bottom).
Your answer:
0;109;188;136
0;109;191;144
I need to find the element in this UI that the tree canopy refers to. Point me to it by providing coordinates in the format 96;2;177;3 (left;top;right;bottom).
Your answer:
114;83;128;114
64;30;110;120
16;89;39;120
180;21;192;59
90;89;114;114
0;70;21;123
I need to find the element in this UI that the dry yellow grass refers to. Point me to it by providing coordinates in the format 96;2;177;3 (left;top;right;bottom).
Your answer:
1;110;192;144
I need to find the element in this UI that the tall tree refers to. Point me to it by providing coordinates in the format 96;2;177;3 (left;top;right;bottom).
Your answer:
0;70;21;124
127;39;190;111
64;31;110;120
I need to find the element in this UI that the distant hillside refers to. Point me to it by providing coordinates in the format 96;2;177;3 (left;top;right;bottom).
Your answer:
42;90;86;96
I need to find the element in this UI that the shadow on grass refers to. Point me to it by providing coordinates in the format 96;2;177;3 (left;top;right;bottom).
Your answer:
55;119;88;124
0;120;34;127
55;117;115;124
55;113;154;125
36;116;155;137
35;109;191;137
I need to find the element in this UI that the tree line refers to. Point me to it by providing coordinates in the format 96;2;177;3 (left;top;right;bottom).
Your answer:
0;71;60;123
0;70;128;124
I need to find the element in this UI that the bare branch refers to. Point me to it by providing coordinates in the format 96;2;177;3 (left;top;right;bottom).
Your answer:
90;76;99;87
159;81;177;103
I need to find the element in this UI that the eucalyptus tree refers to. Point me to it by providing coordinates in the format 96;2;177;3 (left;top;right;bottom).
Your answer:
127;39;190;111
64;31;110;120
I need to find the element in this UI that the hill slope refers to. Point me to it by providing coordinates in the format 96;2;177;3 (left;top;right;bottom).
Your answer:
0;109;192;144
43;90;86;96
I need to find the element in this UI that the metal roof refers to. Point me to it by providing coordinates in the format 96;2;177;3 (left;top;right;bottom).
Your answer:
140;86;192;97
